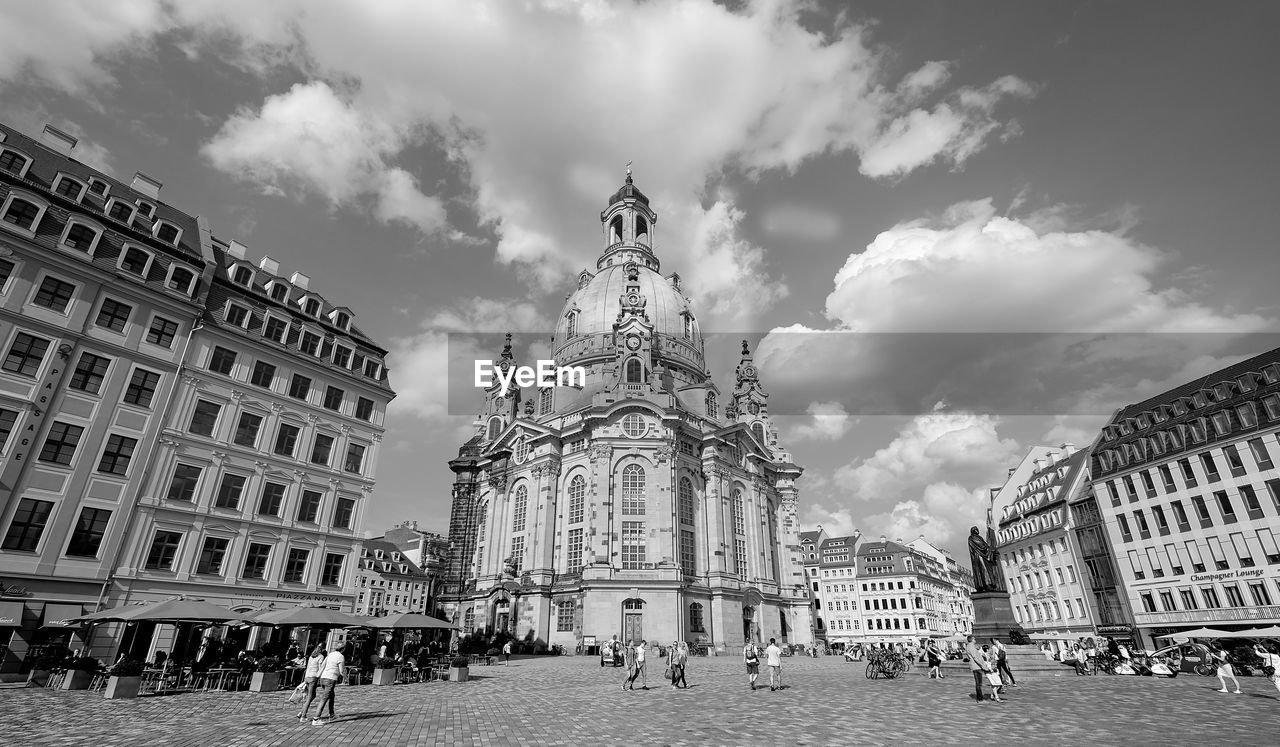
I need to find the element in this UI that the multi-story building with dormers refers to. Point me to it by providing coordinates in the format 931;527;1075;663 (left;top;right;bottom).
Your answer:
0;123;213;675
354;537;433;618
906;537;975;639
111;235;394;657
854;537;954;646
442;173;813;652
1088;348;1280;648
0;120;395;670
799;528;827;642
815;533;861;651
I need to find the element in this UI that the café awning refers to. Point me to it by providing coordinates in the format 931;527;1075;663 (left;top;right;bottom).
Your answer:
0;601;23;627
1155;627;1230;639
361;612;457;630
41;603;86;628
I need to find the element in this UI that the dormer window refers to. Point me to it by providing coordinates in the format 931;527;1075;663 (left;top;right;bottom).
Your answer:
52;175;86;201
683;313;693;339
705;391;718;419
333;345;352;368
1;193;47;235
87;178;109;198
135;201;156;219
363;359;382;380
300;331;322;356
106;198;135;223
392;552;401;562
153;220;181;246
330;310;351;330
375;549;384;559
263;315;289;344
60;219;103;254
565;310;577;339
303;297;321;316
225;302;250;328
231;265;253;286
0;148;32;177
1263;364;1280;385
267;282;289;302
118;245;153;276
166;265;196;296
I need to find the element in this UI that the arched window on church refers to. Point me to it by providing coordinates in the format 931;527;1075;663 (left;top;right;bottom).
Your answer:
512;485;528;533
689;602;705;632
678;477;695;526
623;598;645;610
621;464;645;515
539;388;552;415
705;392;717;418
683;314;693;339
610;215;623;245
625;357;643;383
463;608;475;634
752;422;765;444
565;311;577;339
568;475;585;524
732;489;745;536
487;416;502;440
636;215;649;246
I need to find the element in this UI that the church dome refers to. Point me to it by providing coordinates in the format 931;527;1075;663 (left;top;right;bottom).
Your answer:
553;263;696;346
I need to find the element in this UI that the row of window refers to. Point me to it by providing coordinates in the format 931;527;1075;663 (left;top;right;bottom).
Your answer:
8;416;141;475
205;345;378;420
1114;483;1280;569
1104;437;1276;507
1097;395;1280;474
214;305;384;383
1014;597;1090;624
186;398;367;474
164;462;357;528
2;499;112;557
1101;366;1280;442
1;185;184;249
142;529;345;586
225;261;351;331
1123;526;1280;582
1002;537;1072;567
1137;579;1276;614
1010;564;1080;593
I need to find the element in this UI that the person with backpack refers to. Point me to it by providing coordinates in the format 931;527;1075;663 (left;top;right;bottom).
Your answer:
743;640;761;690
993;640;1016;687
1253;642;1280;696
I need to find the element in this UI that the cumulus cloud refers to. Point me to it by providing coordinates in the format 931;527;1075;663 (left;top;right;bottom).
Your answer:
202;81;448;234
386;296;551;423
836;411;1020;500
860;483;993;549
803;502;860;538
790;401;854;441
0;0;1035;326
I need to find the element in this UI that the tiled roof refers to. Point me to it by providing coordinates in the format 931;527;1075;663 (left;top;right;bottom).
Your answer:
359;537;426;575
1109;344;1280;424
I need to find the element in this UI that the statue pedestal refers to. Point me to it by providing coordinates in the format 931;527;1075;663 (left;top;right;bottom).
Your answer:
970;591;1019;645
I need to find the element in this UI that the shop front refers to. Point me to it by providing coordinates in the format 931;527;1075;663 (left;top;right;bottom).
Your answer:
0;578;100;680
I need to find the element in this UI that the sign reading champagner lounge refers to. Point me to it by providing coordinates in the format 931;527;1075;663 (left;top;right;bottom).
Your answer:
1189;568;1270;583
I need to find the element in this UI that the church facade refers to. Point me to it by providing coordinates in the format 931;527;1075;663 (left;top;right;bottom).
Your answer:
441;175;814;651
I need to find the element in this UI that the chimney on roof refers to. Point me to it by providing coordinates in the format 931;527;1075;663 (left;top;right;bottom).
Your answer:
290;272;310;290
131;172;162;200
227;240;248;260
879;535;886;543
41;124;77;157
1007;467;1016;477
259;255;279;275
1062;442;1076;455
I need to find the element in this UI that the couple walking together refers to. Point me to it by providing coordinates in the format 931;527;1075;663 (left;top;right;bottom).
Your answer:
743;638;784;691
963;635;1016;703
622;639;690;690
294;642;347;725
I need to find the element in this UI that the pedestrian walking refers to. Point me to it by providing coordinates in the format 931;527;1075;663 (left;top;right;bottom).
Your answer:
765;638;783;691
635;640;648;688
1253;642;1280;697
925;640;943;680
666;640;687;689
963;635;991;704
981;645;1005;701
1210;642;1242;694
744;639;761;690
994;640;1017;687
296;643;326;723
674;641;689;688
312;642;346;725
622;639;639;690
502;640;512;664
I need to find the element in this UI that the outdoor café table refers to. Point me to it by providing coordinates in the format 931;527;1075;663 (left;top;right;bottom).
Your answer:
140;668;165;694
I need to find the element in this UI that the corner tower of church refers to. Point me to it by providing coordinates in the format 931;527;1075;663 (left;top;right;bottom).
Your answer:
442;173;813;653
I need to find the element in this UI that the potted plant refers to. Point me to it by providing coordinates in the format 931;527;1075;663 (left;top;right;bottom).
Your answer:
61;657;101;690
449;656;470;682
104;658;145;699
249;657;282;692
372;656;398;686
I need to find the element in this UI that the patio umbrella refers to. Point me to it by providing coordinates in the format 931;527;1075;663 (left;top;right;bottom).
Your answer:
1245;625;1280;637
361;613;457;630
72;597;243;624
1214;628;1275;639
251;606;368;628
1157;627;1231;639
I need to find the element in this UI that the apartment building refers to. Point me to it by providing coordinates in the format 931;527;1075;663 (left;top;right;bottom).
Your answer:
0;123;211;674
815;534;861;650
1089;348;1280;647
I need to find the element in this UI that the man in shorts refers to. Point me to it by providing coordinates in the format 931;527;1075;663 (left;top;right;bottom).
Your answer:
765;638;783;691
743;640;761;690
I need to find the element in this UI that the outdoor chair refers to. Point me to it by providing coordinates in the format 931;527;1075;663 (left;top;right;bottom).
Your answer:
45;669;67;689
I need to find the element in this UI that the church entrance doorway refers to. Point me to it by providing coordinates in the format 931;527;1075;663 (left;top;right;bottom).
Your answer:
743;605;756;643
623;598;644;642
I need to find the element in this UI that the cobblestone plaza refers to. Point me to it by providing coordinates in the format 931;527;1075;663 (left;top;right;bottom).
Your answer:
2;655;1272;746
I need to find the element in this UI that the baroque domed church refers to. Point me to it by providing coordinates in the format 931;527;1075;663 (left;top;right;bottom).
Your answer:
441;172;815;651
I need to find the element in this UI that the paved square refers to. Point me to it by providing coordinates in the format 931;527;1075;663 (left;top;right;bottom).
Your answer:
1;655;1273;745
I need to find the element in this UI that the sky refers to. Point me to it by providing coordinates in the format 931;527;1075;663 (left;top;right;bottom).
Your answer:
3;0;1278;559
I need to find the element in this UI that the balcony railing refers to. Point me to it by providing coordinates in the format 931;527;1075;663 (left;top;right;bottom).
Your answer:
1133;605;1280;626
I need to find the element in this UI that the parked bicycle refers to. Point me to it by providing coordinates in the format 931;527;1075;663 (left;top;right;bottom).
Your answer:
864;649;906;680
